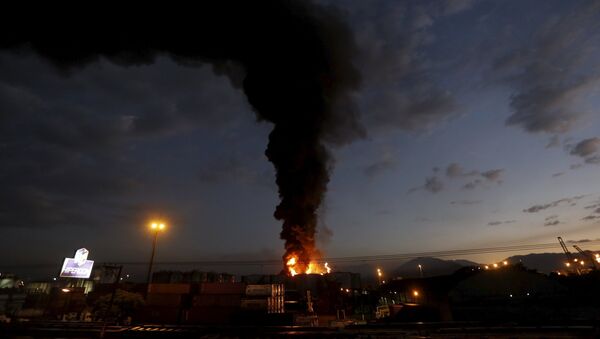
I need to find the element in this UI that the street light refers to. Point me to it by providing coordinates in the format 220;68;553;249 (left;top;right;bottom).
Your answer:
418;264;423;278
146;220;166;292
377;268;383;285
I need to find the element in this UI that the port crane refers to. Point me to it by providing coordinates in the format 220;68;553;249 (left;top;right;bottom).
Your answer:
572;244;598;270
558;237;580;275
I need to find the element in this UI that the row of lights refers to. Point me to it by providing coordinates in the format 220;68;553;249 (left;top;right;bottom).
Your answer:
484;260;509;270
384;290;420;296
564;254;600;267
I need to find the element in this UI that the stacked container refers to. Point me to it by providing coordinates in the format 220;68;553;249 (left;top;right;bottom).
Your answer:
144;283;191;323
186;282;246;324
242;284;285;314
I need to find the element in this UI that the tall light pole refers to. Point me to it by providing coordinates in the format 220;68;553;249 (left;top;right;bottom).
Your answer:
418;264;423;278
146;221;166;294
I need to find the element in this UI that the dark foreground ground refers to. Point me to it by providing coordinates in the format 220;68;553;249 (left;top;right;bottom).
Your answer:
2;322;599;338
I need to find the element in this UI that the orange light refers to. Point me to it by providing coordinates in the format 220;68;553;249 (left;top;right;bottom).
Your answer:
150;221;166;231
413;290;419;297
503;261;508;266
61;288;70;293
493;263;498;268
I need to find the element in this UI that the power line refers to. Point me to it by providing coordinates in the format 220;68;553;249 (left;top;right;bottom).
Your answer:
4;239;599;269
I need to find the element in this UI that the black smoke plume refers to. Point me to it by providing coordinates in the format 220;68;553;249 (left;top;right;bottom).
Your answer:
0;1;363;272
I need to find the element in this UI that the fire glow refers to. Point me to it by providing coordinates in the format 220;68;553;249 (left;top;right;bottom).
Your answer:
286;254;331;276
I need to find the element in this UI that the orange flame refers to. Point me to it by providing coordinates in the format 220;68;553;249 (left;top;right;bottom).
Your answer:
285;254;331;276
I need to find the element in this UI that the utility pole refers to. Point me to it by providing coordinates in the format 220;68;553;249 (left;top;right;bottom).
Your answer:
100;264;122;338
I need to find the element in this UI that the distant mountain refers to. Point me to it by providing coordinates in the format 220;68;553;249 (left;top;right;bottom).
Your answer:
334;252;593;280
453;259;481;267
392;257;477;278
506;252;576;273
334;257;480;281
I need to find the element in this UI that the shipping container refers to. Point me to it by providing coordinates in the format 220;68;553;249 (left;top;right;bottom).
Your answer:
199;282;246;295
245;284;284;297
241;298;268;310
146;293;183;307
192;294;242;307
148;283;190;294
241;296;284;313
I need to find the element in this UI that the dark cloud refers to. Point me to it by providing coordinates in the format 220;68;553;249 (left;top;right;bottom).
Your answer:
462;179;482;190
336;0;475;133
544;220;560;227
523;195;587;213
408;176;444;194
442;162;504;190
497;1;600;134
569;137;600;158
585;155;600;165
462;169;504;190
424;176;444;193
481;169;504;182
570;163;584;170
198;155;274;189
0;52;252;229
419;163;505;192
446;163;463;178
445;163;479;178
552;172;565;178
523;204;552;213
487;220;516;226
582;215;600;221
567;239;596;244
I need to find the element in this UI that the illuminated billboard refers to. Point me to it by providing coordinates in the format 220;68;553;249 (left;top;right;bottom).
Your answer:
59;248;94;279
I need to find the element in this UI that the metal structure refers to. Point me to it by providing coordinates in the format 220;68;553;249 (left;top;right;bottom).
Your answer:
558;237;580;275
573;245;597;270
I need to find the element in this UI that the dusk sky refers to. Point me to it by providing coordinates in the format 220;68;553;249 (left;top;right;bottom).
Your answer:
2;0;600;277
